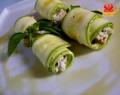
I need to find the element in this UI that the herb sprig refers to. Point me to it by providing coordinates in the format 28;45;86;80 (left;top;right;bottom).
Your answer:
8;19;63;56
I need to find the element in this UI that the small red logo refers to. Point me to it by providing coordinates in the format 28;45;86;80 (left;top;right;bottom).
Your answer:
98;4;119;16
104;4;113;12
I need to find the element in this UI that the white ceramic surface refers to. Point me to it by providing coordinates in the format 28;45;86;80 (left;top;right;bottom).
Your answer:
0;0;120;95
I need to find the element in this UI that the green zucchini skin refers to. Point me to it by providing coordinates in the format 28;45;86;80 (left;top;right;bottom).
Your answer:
35;0;68;20
14;16;74;73
62;8;113;49
32;34;74;73
14;16;36;33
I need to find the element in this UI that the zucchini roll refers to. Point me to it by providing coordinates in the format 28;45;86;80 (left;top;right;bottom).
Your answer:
14;16;37;33
14;16;37;47
11;16;74;73
62;8;113;49
35;0;68;23
32;34;74;73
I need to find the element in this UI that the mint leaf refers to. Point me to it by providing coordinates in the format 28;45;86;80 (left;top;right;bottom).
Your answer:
8;33;26;56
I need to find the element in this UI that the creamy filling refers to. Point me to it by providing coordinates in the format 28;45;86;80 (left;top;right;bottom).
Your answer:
35;30;50;36
55;56;67;72
92;27;112;45
36;30;47;34
53;9;67;23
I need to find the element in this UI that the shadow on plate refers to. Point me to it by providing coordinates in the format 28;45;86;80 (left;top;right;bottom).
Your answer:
68;39;93;57
29;58;53;78
16;45;53;78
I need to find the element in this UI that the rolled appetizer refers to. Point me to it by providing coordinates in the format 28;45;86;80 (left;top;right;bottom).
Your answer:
35;0;68;23
62;8;113;49
32;34;74;73
14;16;37;33
8;16;74;73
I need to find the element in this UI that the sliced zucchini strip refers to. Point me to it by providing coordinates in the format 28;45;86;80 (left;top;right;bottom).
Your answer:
11;16;74;73
32;34;74;73
62;8;113;49
14;16;36;33
35;0;68;22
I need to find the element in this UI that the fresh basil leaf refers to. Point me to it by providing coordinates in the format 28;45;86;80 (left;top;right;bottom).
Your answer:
52;26;62;32
69;5;80;11
40;27;62;36
37;19;54;27
8;33;26;56
38;20;62;32
38;20;67;37
31;20;62;35
26;19;54;34
26;23;39;33
26;19;64;37
91;10;103;15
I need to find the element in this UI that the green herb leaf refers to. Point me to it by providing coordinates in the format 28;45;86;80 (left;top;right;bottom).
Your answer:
91;10;103;15
69;5;80;11
8;33;26;56
37;19;53;27
26;19;64;38
26;23;39;33
26;19;54;34
29;20;62;36
40;26;62;36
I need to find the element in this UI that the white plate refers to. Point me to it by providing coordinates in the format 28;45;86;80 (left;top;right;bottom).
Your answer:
0;0;120;95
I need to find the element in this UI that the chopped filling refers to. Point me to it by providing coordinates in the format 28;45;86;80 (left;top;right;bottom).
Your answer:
53;9;67;23
36;30;46;34
55;56;67;72
92;27;112;44
34;30;50;36
23;36;32;47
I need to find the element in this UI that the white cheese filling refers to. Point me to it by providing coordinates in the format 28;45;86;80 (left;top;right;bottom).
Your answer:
53;9;67;23
37;30;46;34
93;27;112;44
55;56;67;72
36;30;50;35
